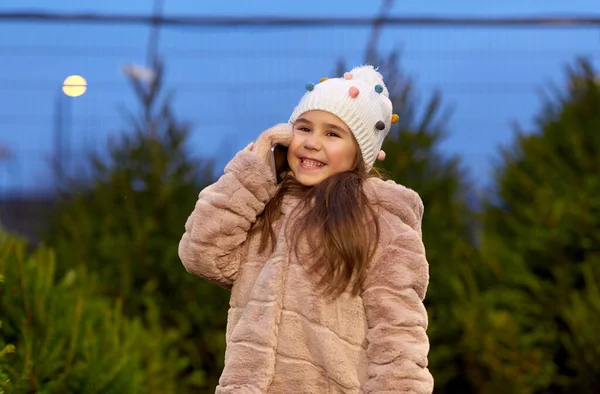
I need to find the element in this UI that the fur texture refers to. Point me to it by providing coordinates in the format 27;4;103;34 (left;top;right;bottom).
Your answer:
251;123;293;161
179;148;433;393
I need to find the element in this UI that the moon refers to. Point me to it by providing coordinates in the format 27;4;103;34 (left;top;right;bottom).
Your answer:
62;75;87;97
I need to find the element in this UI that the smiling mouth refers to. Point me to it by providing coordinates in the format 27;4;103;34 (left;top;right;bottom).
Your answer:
300;158;326;169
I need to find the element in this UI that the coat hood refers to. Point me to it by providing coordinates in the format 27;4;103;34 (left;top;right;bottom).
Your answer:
364;177;424;237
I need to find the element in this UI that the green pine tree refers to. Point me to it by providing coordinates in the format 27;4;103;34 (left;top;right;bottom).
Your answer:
43;60;228;392
0;271;16;393
0;228;182;394
474;58;600;393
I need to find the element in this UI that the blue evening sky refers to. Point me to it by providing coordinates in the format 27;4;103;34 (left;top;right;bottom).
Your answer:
0;1;599;194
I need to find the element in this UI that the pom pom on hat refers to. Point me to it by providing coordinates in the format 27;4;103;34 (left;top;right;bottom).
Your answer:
349;65;389;97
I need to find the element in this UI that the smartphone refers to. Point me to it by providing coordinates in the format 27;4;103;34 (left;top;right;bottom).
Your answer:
269;144;289;183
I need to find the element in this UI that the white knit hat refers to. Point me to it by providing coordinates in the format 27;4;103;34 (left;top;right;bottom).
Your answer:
288;65;398;168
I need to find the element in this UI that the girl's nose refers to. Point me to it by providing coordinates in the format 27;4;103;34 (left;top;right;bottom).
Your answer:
303;133;321;150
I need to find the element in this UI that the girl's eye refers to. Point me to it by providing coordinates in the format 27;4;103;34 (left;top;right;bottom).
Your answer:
327;132;340;138
298;126;311;132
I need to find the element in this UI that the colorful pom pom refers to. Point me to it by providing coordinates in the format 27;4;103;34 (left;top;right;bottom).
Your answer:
344;72;353;80
305;83;315;91
375;120;385;130
374;84;384;93
349;86;359;98
391;114;399;124
320;77;328;83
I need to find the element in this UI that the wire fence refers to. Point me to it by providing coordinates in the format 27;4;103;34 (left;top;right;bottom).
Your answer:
1;15;599;197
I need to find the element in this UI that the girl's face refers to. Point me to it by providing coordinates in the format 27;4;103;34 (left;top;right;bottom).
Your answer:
287;110;358;186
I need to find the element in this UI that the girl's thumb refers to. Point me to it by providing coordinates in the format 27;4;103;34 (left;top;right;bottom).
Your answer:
245;142;255;152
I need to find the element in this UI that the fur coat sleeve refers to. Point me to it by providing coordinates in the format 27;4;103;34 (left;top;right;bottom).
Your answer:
178;149;277;288
178;124;292;289
361;181;433;394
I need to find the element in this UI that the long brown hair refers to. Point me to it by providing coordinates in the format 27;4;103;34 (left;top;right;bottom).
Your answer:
252;151;382;298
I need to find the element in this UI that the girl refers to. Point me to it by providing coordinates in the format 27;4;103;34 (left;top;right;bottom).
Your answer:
179;65;433;393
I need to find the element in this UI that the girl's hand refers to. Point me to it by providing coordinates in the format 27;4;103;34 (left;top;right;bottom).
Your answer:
251;123;293;160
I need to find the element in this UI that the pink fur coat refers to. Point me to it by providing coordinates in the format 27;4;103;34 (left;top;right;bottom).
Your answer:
178;127;433;393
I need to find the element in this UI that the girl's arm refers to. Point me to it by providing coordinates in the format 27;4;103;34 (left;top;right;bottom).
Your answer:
361;204;434;394
178;124;292;289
